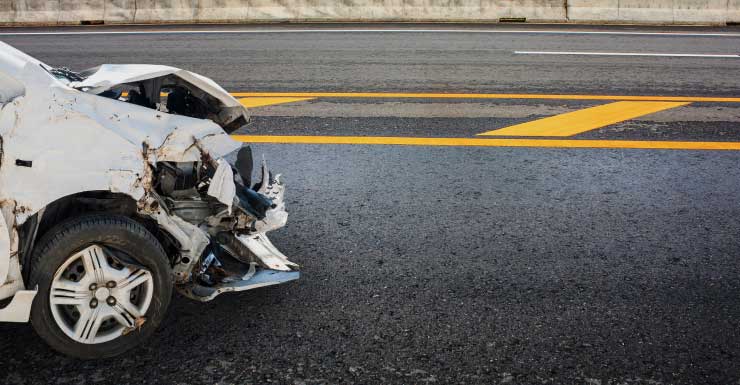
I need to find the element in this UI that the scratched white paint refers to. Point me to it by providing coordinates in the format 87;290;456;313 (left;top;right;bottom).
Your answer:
0;42;296;322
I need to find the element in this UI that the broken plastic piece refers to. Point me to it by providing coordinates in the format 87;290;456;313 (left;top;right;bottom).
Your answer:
237;234;298;272
206;160;236;213
180;263;299;302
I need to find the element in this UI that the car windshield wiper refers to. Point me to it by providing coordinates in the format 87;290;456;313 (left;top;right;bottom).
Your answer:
48;66;85;82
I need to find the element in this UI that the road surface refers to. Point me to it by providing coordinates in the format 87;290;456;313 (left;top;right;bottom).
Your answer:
1;23;740;385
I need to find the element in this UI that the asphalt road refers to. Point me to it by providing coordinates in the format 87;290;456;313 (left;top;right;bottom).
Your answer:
1;24;740;385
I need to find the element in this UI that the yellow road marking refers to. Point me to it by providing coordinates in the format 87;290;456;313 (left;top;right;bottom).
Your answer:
231;135;740;151
479;101;690;137
230;92;740;103
238;96;315;108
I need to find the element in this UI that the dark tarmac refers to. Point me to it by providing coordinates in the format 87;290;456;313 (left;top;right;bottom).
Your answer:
1;23;739;384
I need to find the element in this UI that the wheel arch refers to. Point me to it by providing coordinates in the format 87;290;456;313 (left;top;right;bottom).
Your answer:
17;191;180;282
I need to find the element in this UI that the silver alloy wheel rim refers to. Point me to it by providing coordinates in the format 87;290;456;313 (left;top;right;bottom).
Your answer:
49;245;154;344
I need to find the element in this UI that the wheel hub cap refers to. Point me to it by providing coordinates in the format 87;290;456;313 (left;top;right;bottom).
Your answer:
93;287;111;302
49;245;154;345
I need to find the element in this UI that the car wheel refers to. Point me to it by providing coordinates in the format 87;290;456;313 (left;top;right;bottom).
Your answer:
28;215;173;359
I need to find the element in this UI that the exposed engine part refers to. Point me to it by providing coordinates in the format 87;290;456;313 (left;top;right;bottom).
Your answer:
166;199;213;225
196;250;223;286
151;149;293;290
0;42;301;340
199;251;220;274
233;159;276;219
166;86;212;119
128;88;154;108
235;188;274;220
179;262;298;302
156;162;201;196
118;75;247;131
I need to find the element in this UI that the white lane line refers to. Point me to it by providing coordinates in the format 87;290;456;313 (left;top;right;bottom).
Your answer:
0;29;739;37
515;50;740;58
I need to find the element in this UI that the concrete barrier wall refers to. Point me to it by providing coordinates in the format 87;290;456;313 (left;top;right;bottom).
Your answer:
0;0;59;24
728;0;740;23
0;0;737;26
134;0;566;23
58;0;104;23
567;0;731;24
105;0;138;23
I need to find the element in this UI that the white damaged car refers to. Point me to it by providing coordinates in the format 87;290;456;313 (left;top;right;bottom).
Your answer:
0;42;299;358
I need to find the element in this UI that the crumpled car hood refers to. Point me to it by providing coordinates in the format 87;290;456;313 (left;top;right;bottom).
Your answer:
70;64;239;108
69;64;249;133
0;42;299;314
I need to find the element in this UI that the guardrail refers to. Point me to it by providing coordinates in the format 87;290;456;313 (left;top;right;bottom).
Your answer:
0;0;737;26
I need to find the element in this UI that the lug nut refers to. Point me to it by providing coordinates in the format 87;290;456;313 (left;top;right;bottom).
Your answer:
106;296;116;306
106;281;116;288
90;298;98;308
89;283;98;291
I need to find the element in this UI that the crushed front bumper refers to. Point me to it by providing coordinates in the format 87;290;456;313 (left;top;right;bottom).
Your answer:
179;260;299;302
166;157;300;302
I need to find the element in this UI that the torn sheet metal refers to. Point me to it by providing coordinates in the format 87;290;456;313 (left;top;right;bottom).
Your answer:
144;201;210;283
70;64;249;134
238;234;299;272
0;209;10;286
0;41;241;221
252;173;288;233
180;262;299;302
0;41;300;322
71;64;241;112
207;159;236;213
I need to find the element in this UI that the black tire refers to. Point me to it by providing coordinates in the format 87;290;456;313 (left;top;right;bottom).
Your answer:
28;214;173;359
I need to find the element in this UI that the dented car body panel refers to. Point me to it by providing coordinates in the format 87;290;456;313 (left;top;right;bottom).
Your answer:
0;42;299;323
